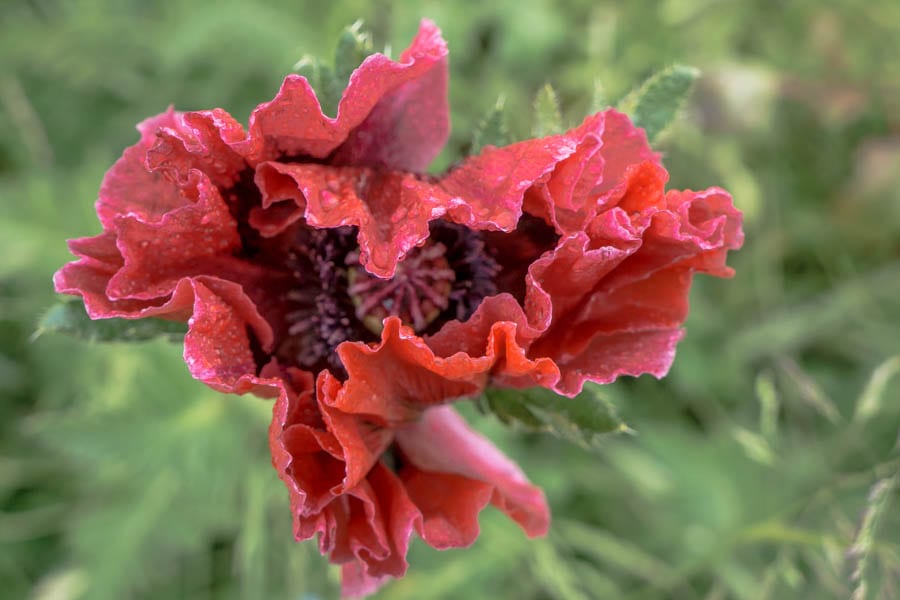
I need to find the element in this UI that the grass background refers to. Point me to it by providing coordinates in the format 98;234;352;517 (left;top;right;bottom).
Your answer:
2;0;899;598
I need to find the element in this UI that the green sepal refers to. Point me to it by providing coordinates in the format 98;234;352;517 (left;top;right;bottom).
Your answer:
617;64;700;142
35;299;187;343
479;385;630;450
292;55;342;117
471;95;511;154
292;21;376;118
334;20;374;83
532;83;563;137
589;79;607;113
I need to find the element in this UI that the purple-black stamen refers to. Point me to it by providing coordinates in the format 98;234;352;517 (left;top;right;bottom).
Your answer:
280;220;501;377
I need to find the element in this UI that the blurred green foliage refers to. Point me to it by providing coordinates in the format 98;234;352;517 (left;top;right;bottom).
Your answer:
2;0;899;598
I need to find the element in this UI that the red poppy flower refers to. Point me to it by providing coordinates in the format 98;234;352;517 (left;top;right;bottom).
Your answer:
54;20;742;597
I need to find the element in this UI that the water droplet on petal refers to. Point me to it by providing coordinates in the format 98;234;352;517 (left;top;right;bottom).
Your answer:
320;191;339;211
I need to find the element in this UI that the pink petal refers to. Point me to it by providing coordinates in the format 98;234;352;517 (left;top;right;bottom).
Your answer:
341;562;390;599
395;406;550;539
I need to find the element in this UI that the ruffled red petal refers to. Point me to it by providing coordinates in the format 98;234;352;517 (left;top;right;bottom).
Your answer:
532;266;695;392
560;328;687;393
244;365;419;599
522;110;659;233
182;277;275;390
413;115;741;398
146;108;249;188
521;161;743;395
106;173;240;300
96;110;191;230
340;464;420;583
401;470;493;548
268;367;340;523
56;164;276;381
332;21;449;173
269;368;420;596
237;20;448;167
317;371;394;493
331;316;558;425
332;317;491;424
441;109;659;234
245;112;657;285
252;163;449;278
439;135;576;231
271;392;548;595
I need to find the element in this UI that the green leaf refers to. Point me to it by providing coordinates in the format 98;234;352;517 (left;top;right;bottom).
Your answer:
333;20;374;83
531;83;563;137
471;95;511;154
35;299;186;343
480;384;628;449
617;64;700;142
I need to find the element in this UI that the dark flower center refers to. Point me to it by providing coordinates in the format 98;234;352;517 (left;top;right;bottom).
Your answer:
277;221;500;377
280;226;362;376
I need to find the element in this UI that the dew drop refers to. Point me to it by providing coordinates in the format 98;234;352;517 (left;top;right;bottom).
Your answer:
320;191;339;211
